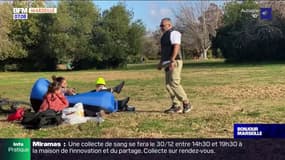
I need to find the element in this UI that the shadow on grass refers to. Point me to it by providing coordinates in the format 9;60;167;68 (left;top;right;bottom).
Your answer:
135;110;163;113
184;60;285;69
126;59;285;70
126;63;157;70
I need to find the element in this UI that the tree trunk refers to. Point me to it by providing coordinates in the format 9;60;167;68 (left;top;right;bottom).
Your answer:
201;46;210;59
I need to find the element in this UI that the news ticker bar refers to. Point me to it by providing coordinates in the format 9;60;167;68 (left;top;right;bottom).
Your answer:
1;138;285;160
234;124;285;138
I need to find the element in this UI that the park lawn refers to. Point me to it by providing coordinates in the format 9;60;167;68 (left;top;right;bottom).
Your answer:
0;59;285;138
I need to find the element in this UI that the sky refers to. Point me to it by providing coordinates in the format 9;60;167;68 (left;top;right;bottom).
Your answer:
93;1;226;32
94;1;179;32
43;0;225;32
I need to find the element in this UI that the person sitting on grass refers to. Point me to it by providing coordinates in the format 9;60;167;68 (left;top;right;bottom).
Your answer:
52;75;125;95
93;77;133;112
52;75;76;96
93;77;125;94
38;81;69;112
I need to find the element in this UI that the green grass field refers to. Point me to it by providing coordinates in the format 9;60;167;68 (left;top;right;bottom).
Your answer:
1;59;285;138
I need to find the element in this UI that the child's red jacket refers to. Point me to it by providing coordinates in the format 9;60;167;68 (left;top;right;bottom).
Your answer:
39;93;69;112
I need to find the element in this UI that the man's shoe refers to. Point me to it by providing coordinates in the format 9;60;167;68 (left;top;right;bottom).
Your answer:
118;97;130;111
164;105;182;113
124;105;136;112
113;81;125;94
183;103;192;113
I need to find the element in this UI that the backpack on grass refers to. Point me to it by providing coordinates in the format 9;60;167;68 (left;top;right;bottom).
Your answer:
21;109;62;129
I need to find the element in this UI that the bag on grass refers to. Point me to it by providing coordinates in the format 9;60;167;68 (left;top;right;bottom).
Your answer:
21;109;62;129
7;107;25;121
62;103;88;125
62;103;84;117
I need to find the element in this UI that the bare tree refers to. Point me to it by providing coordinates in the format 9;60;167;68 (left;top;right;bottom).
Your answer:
174;1;223;59
141;30;160;60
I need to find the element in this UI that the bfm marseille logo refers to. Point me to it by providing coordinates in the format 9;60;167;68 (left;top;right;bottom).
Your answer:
13;8;28;20
13;8;57;20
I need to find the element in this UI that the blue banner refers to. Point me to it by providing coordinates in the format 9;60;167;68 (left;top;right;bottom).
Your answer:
234;124;285;138
260;8;272;20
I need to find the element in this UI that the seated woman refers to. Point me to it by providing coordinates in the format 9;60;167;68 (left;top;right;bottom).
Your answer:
38;81;69;112
52;75;76;96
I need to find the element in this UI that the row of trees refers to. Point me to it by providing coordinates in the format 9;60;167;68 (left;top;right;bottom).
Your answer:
143;2;224;60
1;0;285;71
0;0;145;71
213;0;285;62
144;0;285;62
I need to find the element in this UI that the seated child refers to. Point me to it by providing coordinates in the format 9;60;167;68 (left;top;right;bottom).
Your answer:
94;77;125;94
38;81;69;112
94;77;133;112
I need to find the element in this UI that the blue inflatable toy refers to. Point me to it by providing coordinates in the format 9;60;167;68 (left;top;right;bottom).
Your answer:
30;78;49;101
30;78;118;113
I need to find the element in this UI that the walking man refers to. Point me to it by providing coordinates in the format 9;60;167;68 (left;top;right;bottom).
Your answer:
157;17;192;113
